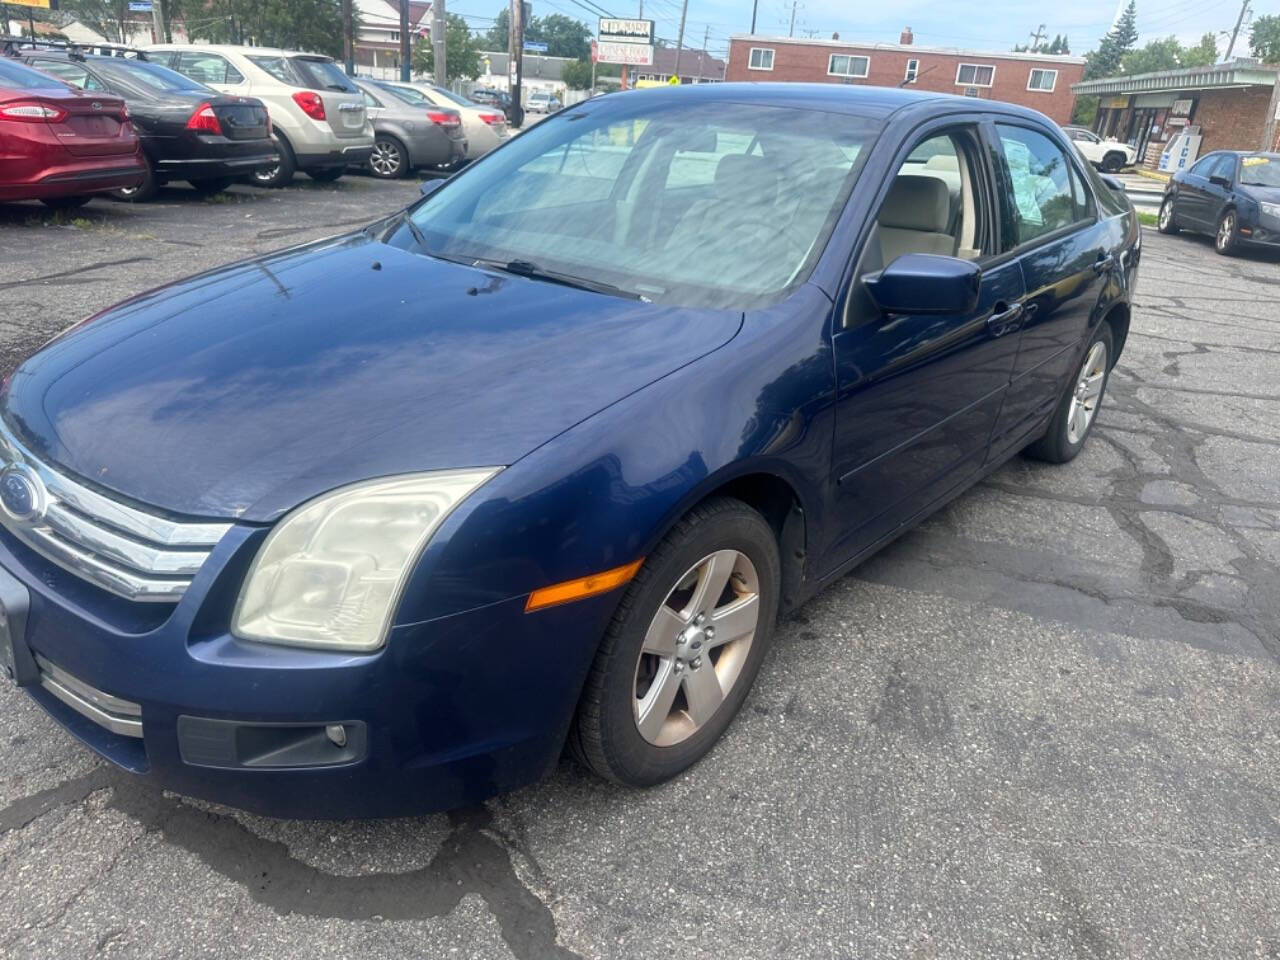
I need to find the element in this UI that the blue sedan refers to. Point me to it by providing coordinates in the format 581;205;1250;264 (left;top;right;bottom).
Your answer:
0;83;1139;818
1158;150;1280;254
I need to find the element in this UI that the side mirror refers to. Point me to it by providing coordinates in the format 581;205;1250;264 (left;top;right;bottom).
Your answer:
863;254;981;316
1209;174;1231;188
419;178;445;198
1098;173;1124;192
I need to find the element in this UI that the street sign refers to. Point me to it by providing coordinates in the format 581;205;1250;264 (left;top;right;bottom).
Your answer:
523;41;548;52
128;1;153;9
5;0;51;8
598;17;654;45
595;40;654;66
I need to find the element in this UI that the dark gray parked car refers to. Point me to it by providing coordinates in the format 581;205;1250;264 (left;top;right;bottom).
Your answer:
353;78;467;179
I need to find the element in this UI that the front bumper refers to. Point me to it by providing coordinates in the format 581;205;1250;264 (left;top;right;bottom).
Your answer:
0;527;614;818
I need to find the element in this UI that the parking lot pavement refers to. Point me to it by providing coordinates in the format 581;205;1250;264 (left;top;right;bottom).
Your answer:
2;180;1280;959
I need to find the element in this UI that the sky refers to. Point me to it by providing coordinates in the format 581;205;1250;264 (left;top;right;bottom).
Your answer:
443;0;1266;61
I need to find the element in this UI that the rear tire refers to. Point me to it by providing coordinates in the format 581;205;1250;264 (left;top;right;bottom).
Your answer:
368;137;408;179
1215;209;1239;256
307;167;344;183
1025;323;1114;464
570;497;780;787
252;136;295;188
188;177;233;195
40;195;91;209
111;159;157;202
1157;196;1179;234
1102;151;1126;173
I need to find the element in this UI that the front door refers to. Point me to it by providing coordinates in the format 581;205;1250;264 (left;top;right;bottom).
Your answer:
825;122;1025;570
985;121;1112;460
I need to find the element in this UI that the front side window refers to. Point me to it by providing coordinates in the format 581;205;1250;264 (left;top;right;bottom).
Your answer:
904;59;918;83
1027;68;1056;92
1188;154;1219;176
406;100;880;308
1240;154;1280;187
996;123;1092;245
748;47;774;70
177;52;243;85
1209;154;1237;181
29;60;106;91
828;55;869;78
955;63;995;87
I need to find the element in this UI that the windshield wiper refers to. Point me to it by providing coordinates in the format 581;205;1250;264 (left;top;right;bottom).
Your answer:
469;258;650;301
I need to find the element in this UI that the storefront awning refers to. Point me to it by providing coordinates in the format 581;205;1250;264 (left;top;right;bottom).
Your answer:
1072;62;1277;96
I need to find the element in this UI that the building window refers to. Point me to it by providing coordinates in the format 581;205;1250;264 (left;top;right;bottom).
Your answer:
1027;68;1056;92
904;58;918;83
390;31;400;41
955;62;995;87
827;54;869;78
748;47;774;70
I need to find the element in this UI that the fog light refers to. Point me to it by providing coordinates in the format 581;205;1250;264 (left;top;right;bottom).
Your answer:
325;723;347;747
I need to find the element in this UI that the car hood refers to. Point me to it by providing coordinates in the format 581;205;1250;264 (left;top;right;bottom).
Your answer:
3;233;742;522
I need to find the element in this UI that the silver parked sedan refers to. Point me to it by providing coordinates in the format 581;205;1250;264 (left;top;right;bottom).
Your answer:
374;81;509;164
353;78;467;179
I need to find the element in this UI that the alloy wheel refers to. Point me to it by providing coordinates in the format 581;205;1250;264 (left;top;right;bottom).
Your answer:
371;141;402;177
1158;199;1172;230
1217;213;1235;252
253;162;280;184
632;550;760;747
1067;340;1108;445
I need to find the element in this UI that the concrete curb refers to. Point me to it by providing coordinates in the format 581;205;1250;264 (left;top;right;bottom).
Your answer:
1133;167;1172;183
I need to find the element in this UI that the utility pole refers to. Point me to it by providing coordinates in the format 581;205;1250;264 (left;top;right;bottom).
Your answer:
1223;0;1249;62
399;0;410;80
697;24;708;82
150;0;166;45
1262;66;1280;152
342;0;354;75
1028;23;1046;51
433;0;447;85
510;0;524;127
788;0;796;38
673;0;688;81
750;0;757;34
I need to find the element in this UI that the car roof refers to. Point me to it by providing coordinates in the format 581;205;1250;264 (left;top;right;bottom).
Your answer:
598;81;1055;124
146;44;331;59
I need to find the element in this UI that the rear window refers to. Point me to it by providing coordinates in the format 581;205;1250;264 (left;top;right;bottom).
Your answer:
292;57;356;92
0;57;70;90
99;59;211;94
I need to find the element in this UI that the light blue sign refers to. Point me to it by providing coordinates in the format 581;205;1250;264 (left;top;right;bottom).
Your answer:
523;41;548;52
128;1;153;9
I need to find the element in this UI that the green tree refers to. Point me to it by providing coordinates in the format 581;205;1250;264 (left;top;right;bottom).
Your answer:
483;7;510;51
1180;33;1218;67
1084;0;1138;80
413;13;483;82
196;0;348;58
1121;36;1181;74
57;0;133;43
532;13;592;58
1250;14;1280;62
561;57;593;90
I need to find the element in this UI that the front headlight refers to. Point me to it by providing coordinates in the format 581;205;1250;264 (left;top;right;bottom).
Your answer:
1261;201;1280;220
232;469;501;651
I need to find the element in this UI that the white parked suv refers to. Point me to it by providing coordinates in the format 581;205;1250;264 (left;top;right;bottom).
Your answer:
1062;125;1137;173
147;44;374;186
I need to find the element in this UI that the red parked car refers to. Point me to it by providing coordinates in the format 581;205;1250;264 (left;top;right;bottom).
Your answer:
0;57;144;208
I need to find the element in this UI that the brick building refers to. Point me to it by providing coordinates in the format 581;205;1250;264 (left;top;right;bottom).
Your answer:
1072;61;1280;171
725;29;1084;124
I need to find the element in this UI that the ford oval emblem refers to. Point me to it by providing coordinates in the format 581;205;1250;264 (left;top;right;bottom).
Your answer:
91;101;102;111
0;467;44;522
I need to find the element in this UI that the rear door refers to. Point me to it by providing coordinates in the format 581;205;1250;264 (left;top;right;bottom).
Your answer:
288;57;366;140
827;119;1025;564
985;120;1111;461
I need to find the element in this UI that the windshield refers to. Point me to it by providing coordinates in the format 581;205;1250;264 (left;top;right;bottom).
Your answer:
0;58;70;90
405;97;878;308
98;59;211;94
1240;154;1280;187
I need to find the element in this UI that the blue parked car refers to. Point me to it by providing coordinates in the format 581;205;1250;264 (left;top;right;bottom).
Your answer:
0;83;1139;818
1157;150;1280;255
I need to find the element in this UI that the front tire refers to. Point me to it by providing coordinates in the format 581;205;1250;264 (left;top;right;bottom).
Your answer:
1157;196;1179;234
307;167;344;183
1025;323;1114;464
188;177;233;195
252;136;295;188
1215;209;1239;256
1102;151;1126;173
570;497;781;786
111;159;157;202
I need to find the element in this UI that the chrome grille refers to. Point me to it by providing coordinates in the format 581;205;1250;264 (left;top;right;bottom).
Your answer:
0;423;231;601
36;654;143;737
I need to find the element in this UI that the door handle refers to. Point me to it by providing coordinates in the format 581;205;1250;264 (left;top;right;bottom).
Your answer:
1093;253;1115;275
986;301;1024;337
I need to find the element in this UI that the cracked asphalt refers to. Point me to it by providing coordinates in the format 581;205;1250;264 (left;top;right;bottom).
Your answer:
2;178;1279;959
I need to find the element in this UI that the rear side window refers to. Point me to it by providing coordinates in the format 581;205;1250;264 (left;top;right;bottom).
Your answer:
996;123;1092;245
291;58;356;92
99;59;211;94
176;52;244;85
29;60;107;91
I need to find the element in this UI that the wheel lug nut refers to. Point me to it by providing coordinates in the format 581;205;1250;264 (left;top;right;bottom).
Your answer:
695;613;705;625
691;657;702;670
674;659;684;673
704;626;715;638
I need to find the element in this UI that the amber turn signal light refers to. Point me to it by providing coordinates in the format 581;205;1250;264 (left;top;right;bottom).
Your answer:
525;559;644;612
